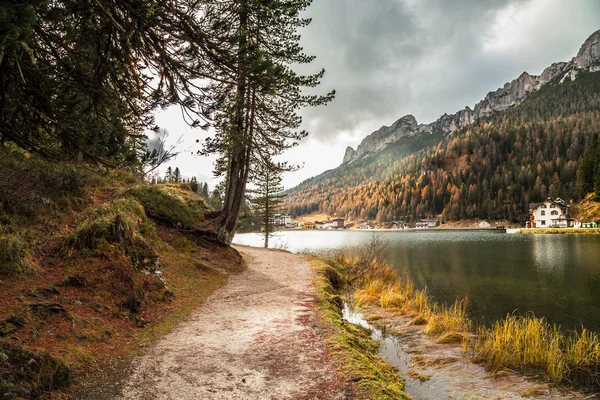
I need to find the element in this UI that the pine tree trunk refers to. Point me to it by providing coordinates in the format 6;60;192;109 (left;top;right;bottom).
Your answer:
264;176;270;248
215;0;249;244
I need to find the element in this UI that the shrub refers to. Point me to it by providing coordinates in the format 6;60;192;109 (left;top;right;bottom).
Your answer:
0;234;27;276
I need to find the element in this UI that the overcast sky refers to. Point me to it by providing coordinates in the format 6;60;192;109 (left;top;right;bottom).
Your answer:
153;0;600;189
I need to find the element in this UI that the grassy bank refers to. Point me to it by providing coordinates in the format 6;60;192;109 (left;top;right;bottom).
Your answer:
0;148;243;398
311;259;408;399
327;253;600;391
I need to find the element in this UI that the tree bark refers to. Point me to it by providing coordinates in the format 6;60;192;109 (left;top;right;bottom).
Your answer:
215;0;250;244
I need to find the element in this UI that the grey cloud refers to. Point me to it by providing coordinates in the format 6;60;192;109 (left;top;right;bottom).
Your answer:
298;0;600;141
155;0;600;189
146;128;169;154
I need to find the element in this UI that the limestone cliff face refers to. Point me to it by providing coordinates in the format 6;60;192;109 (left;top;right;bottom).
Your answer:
350;115;418;159
342;146;356;163
573;29;600;71
342;30;600;164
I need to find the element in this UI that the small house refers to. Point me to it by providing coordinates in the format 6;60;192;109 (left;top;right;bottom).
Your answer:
316;221;329;229
360;221;373;230
416;219;438;229
272;214;292;227
528;198;574;228
330;218;345;229
303;222;316;230
391;221;409;230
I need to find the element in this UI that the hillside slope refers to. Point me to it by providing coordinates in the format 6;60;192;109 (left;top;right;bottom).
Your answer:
289;70;600;222
0;148;243;398
287;31;600;223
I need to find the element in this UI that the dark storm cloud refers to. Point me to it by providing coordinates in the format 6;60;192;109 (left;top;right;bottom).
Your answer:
298;0;600;142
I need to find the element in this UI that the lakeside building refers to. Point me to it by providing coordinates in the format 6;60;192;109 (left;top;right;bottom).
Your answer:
313;219;346;229
330;218;345;229
316;221;329;229
527;198;576;228
416;219;438;229
391;221;409;230
302;222;316;229
273;214;292;227
360;222;373;230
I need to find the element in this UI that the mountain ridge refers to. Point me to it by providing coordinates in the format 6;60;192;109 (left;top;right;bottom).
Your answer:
343;29;600;164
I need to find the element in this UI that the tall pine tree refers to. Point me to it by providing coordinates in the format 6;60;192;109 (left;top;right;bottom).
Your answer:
249;163;286;248
200;0;334;243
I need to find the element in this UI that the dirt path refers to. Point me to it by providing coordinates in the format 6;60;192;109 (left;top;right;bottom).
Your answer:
118;245;350;400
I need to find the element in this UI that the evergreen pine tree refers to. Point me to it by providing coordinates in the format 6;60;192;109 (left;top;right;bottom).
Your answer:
202;183;210;200
0;1;217;166
249;163;286;248
174;167;182;183
200;0;334;243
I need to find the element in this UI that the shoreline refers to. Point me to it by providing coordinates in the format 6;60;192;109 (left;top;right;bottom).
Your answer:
317;254;599;397
507;228;600;234
239;227;600;234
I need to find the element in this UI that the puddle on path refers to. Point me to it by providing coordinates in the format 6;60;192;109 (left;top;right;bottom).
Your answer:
342;303;592;400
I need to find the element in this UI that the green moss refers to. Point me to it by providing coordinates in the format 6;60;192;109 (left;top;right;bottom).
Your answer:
122;184;209;229
67;198;151;251
311;259;408;399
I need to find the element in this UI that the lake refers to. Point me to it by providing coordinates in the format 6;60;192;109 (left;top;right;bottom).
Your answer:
233;230;600;332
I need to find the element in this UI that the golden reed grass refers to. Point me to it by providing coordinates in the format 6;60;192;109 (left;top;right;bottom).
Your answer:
335;254;600;389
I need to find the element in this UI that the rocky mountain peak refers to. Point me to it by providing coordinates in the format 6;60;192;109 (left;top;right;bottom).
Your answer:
342;146;356;164
342;30;600;165
573;29;600;70
343;115;419;163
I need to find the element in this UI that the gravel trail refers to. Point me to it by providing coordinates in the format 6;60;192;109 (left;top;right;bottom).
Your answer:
118;245;349;400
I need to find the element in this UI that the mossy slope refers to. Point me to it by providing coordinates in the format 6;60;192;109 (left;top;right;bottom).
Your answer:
0;148;243;398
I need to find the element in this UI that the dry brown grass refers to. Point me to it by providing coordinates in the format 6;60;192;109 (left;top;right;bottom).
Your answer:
342;254;470;340
473;314;600;386
334;251;600;390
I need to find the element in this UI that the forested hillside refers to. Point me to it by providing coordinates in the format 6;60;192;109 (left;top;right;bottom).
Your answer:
287;71;600;223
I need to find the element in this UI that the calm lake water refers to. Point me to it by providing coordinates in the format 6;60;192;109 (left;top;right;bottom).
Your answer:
233;230;600;331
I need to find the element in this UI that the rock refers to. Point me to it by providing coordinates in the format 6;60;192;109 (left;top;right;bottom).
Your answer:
28;302;73;320
135;317;150;328
539;62;568;85
342;146;356;164
0;341;72;398
350;115;419;160
573;29;600;70
1;385;31;400
61;274;87;288
478;221;492;228
0;316;24;337
110;214;128;243
27;286;61;298
0;352;8;362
